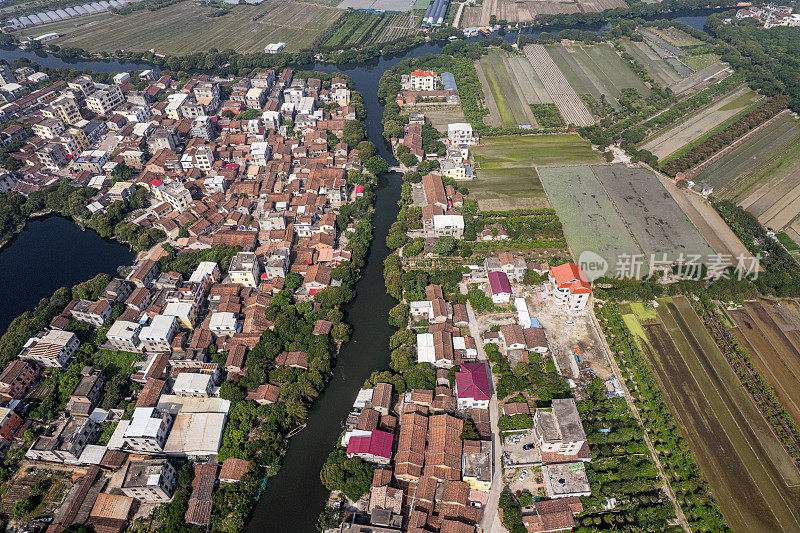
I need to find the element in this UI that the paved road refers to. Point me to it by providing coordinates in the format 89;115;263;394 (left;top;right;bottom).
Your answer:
589;308;690;532
465;301;506;533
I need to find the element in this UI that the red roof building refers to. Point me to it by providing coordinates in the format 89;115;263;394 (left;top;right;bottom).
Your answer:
546;263;592;312
455;362;491;410
488;271;512;303
346;429;394;465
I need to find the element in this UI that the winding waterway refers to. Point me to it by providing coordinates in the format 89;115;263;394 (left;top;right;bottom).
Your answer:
0;13;713;529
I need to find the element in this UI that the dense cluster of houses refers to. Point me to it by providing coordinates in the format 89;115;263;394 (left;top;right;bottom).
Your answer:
734;3;800;27
0;66;374;531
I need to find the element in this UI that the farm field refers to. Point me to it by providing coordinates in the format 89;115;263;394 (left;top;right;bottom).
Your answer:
622;38;685;87
538;163;715;274
693;112;800;242
641;87;762;159
470;135;600;210
682;53;720;72
410;106;466;131
657;174;754;261
459;0;624;26
522;45;595;127
693;112;800;194
323;11;416;48
30;0;343;54
475;50;537;129
629;296;800;533
545;42;649;107
729;299;800;427
538;165;641;272
591;164;714;262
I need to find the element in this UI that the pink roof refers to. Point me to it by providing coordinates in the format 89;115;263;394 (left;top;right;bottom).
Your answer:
346;430;393;459
149;179;164;187
355;184;364;193
410;69;436;77
488;271;511;295
550;263;592;294
455;362;491;401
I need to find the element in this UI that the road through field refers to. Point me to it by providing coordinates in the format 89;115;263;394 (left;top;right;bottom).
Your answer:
646;297;800;532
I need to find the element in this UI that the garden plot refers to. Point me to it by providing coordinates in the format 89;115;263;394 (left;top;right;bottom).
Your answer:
505;54;552;105
522;45;595;127
641;87;761;159
43;0;342;54
470;134;600;210
459;0;624;26
591;164;714;263
730;299;800;427
630;296;800;533
622;39;685;87
669;61;731;95
545;42;648;107
476;50;537;128
538;165;641;271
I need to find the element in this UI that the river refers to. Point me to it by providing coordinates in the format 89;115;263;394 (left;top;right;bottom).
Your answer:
0;12;712;530
0;215;135;336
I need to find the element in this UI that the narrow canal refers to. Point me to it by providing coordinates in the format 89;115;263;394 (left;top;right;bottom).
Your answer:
0;14;713;527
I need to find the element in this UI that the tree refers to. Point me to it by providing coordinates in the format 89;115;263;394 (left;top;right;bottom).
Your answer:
342;120;366;147
285;272;303;290
523;270;543;285
388;303;409;327
356;140;375;160
14;497;33;518
390;346;414;373
220;381;245;403
320;449;373;502
518;491;533;507
460;418;480;440
364;155;388;175
433;236;457;255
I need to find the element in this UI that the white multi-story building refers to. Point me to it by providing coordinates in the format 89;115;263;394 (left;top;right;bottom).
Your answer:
106;320;143;353
229;252;260;288
533;399;587;457
120;459;177;503
19;330;79;368
122;407;174;454
138;315;178;353
545;263;592;312
85;85;124;115
447;122;476;146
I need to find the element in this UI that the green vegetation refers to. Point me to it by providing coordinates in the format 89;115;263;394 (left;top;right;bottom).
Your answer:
323;11;417;49
498;490;526;533
498;414;533;431
468;135;600;211
776;232;800;252
595;304;728;531
529;104;563;128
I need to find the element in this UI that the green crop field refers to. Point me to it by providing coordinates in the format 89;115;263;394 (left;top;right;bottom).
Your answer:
629;296;800;533
622;38;684;87
324;11;416;48
469;134;600;210
476;50;535;128
472;134;600;168
682;53;720;72
21;0;343;54
538;165;641;269
695;113;800;197
546;43;649;108
642;87;762;160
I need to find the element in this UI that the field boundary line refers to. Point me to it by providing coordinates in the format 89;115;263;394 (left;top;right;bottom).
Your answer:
588;164;645;258
666;299;800;528
687;109;795;180
591;309;691;532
